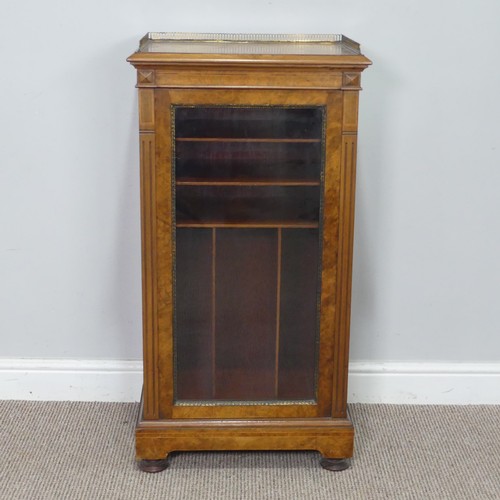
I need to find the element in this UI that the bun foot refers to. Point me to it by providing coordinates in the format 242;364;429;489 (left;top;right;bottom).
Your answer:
320;457;351;471
137;457;169;473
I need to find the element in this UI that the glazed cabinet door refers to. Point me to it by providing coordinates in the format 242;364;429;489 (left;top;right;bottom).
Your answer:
145;89;343;420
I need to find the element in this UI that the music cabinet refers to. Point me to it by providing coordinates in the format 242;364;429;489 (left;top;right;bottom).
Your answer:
127;33;371;472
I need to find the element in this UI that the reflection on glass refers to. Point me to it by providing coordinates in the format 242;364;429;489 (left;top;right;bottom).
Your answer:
174;106;324;402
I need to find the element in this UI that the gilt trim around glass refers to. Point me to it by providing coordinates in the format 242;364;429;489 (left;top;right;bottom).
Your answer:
171;104;326;407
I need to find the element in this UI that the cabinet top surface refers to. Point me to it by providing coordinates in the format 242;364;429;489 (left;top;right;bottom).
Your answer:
128;32;371;68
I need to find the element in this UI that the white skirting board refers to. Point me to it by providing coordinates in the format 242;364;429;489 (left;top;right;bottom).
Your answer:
348;362;500;404
0;359;499;404
0;359;143;403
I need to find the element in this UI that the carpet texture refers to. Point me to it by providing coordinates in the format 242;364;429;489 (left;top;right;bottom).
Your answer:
1;402;499;499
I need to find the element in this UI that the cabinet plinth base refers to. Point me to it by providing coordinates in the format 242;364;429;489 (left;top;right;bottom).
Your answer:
320;457;351;471
135;397;354;470
137;458;169;473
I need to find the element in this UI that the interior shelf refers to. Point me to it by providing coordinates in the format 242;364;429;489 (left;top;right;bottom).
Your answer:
176;179;321;186
176;137;321;143
176;222;319;228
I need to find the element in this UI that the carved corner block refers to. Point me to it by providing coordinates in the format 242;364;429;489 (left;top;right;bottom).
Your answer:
342;72;361;90
138;70;156;86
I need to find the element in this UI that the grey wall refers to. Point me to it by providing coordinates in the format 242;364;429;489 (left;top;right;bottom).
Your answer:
1;1;499;362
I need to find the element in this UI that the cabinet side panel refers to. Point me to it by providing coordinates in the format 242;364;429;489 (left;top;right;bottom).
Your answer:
155;90;174;418
333;136;357;417
140;132;158;419
333;89;359;417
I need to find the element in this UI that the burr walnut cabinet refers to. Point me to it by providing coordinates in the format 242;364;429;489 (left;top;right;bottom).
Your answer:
127;33;371;472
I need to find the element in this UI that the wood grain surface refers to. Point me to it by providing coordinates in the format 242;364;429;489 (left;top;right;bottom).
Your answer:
130;41;369;463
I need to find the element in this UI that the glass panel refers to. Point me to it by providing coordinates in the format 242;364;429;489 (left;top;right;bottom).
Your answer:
175;107;323;139
176;140;322;182
215;229;277;400
175;228;213;400
173;106;324;403
176;185;320;225
278;229;320;399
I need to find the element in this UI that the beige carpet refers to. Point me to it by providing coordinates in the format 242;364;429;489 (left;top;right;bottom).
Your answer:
1;402;499;500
